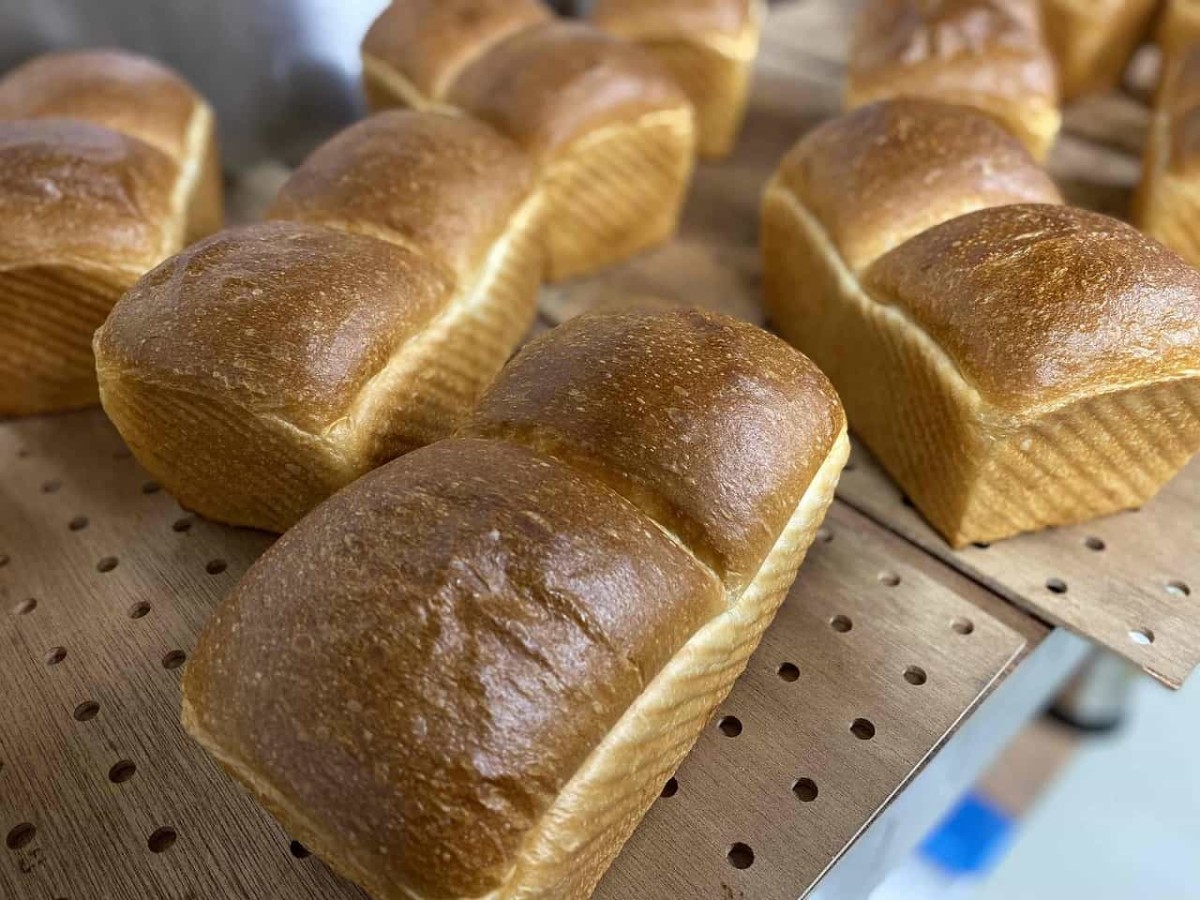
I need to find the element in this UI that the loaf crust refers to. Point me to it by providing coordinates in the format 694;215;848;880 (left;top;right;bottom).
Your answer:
182;309;846;899
0;119;181;416
362;11;697;282
0;49;222;242
591;0;764;158
765;110;1200;545
96;112;543;531
846;0;1061;161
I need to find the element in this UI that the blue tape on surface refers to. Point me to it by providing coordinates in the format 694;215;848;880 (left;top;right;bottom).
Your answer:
920;794;1015;877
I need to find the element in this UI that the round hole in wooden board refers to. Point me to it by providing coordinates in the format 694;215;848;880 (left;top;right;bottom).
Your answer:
11;597;36;616
147;826;176;853
73;701;99;722
68;515;89;532
660;778;679;798
1085;536;1105;551
718;716;743;738
96;556;118;574
172;517;194;533
289;840;311;859
792;778;818;802
206;559;228;575
951;617;974;636
903;666;927;686
1130;628;1155;646
830;615;852;633
878;572;901;587
1046;578;1068;595
1166;581;1191;598
44;647;67;666
777;662;800;682
162;650;187;670
850;718;876;741
5;823;35;851
108;760;137;784
726;843;754;870
127;601;151;620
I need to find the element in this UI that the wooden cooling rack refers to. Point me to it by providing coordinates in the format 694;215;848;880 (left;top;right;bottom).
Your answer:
3;1;1198;898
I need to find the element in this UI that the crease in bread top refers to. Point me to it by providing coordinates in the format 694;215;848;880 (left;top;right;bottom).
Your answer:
863;203;1200;413
850;0;1057;102
182;437;724;900
0;118;178;272
466;308;845;591
773;98;1062;272
362;0;552;102
446;20;692;160
591;0;758;44
268;110;536;280
0;48;205;165
93;221;453;435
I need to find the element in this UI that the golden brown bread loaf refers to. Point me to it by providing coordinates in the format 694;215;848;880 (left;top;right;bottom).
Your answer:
1040;0;1160;101
0;119;183;416
847;0;1061;161
182;308;848;900
1136;5;1200;266
362;2;696;282
591;0;765;158
95;112;542;532
0;49;222;243
764;99;1200;546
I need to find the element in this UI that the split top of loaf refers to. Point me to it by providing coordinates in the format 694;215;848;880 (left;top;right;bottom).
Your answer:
182;308;845;900
591;0;760;47
267;109;536;279
774;98;1062;271
0;119;180;273
0;49;211;168
364;3;690;160
362;0;553;102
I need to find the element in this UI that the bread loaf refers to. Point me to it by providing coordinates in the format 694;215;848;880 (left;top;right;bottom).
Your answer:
0;50;219;417
591;0;765;158
1040;0;1159;101
764;99;1200;546
95;111;541;532
362;1;696;281
0;120;183;416
182;308;848;900
846;0;1061;161
1136;5;1200;266
0;49;222;243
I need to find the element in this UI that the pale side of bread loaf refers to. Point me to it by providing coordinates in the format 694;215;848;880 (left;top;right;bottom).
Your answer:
764;109;1200;545
591;0;765;158
1041;0;1159;101
181;309;847;898
1136;38;1200;268
846;0;1061;161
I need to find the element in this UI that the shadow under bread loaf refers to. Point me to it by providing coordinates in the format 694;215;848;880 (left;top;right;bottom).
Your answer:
0;49;223;244
1135;37;1200;266
95;111;542;533
846;0;1061;162
362;1;696;282
590;0;766;159
181;308;848;900
763;99;1200;547
0;120;182;417
1040;0;1160;102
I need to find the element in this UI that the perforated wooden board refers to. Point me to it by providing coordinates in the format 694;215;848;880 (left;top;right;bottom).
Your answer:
541;0;1200;688
0;411;1039;899
837;444;1200;690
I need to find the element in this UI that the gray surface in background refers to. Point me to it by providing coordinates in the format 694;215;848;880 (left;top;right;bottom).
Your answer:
0;0;582;168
